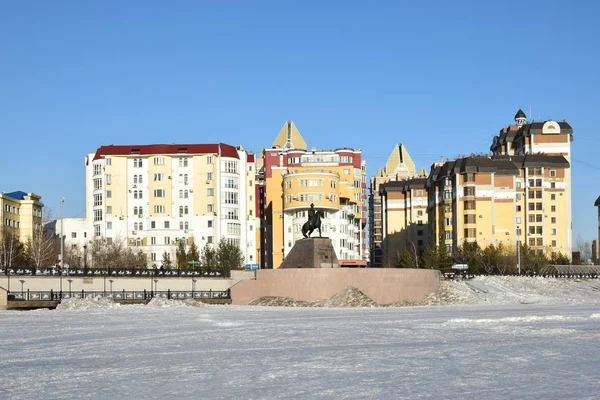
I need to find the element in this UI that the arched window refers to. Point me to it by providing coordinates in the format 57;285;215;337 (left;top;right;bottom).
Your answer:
133;191;138;199
134;222;138;231
184;174;189;185
179;174;183;183
139;222;143;231
138;190;142;199
133;175;138;184
179;206;183;215
184;206;189;215
179;189;183;199
184;190;188;199
133;206;138;216
136;238;142;246
139;207;143;216
179;222;184;230
184;222;189;230
138;175;143;184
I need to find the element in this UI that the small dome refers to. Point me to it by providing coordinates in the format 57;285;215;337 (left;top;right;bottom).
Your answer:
514;109;526;120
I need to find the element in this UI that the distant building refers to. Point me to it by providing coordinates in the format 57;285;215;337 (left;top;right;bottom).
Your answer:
427;154;571;257
0;191;44;244
368;144;424;267
378;177;429;267
58;143;258;268
258;121;367;269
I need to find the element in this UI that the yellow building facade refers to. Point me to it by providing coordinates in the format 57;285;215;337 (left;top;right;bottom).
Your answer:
379;178;429;267
0;191;44;244
259;121;367;269
427;154;571;258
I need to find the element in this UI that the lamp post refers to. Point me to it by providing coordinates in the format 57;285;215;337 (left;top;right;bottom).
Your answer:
67;279;73;296
154;279;158;294
109;279;114;294
19;279;25;295
7;268;10;293
60;197;65;271
192;278;197;298
517;239;521;275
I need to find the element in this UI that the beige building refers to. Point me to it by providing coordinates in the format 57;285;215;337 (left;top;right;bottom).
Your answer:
56;143;260;268
259;121;367;269
1;191;44;244
427;154;571;258
378;177;429;267
368;144;424;267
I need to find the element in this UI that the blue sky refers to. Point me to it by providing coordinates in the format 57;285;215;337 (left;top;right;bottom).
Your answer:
1;1;599;243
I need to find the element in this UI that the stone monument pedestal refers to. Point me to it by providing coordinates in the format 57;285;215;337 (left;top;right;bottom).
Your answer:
279;237;339;269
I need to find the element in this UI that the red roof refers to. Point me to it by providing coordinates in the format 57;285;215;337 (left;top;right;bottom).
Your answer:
247;153;255;162
92;143;240;161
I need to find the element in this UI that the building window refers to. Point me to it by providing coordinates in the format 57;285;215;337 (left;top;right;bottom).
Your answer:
551;217;556;224
94;209;103;222
154;189;166;198
106;190;112;198
516;217;521;224
154;173;165;181
417;210;423;216
207;156;213;164
207;188;214;196
463;187;475;196
536;238;543;246
154;205;165;213
417;230;423;236
164;221;170;229
106;206;112;214
207;236;213;244
184;174;189;185
207;172;213;181
106;222;112;230
154;157;165;165
71;232;77;238
516;181;521;189
464;214;476;224
464;201;475;210
165;237;171;245
151;237;156;245
151;221;156;229
529;238;535;246
551;205;556;212
550;170;556;177
551;194;556;200
207;204;214;213
208;220;213;228
516;205;521;212
94;225;101;237
552;228;556;235
464;228;476;238
445;217;452;226
551;240;557;247
464;173;475;182
516;228;522;236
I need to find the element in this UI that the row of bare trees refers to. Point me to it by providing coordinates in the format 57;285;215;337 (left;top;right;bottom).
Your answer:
0;226;58;269
395;241;571;275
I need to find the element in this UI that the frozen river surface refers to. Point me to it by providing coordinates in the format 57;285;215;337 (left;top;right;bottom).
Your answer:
2;301;600;399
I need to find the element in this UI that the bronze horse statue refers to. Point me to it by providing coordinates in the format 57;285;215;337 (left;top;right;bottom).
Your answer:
302;209;324;238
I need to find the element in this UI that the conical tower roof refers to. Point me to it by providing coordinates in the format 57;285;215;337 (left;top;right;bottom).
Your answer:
272;121;307;150
515;109;526;120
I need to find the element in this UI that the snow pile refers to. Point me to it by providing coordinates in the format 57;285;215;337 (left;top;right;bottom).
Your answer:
56;296;121;310
146;297;208;308
413;280;477;306
316;286;377;308
248;286;377;308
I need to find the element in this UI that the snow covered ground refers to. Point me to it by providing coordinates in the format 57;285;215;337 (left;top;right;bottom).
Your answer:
2;276;600;399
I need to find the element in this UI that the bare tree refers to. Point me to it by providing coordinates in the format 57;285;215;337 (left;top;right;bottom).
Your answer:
26;222;58;268
576;235;592;263
0;228;24;269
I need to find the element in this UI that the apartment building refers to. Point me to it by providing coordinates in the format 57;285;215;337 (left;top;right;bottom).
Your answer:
368;144;423;267
258;121;367;269
427;154;571;258
378;177;429;267
67;143;258;267
0;191;44;244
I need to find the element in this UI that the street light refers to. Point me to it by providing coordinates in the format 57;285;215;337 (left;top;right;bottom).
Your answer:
154;279;158;294
192;278;197;297
19;279;25;295
67;279;73;296
109;279;114;294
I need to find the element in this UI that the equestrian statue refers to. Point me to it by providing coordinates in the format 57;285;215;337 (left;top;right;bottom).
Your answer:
302;203;324;238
